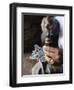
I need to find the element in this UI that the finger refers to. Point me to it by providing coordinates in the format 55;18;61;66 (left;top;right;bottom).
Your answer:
44;51;60;62
52;55;60;62
44;49;61;62
44;55;54;64
44;50;54;57
44;55;51;62
45;54;62;65
43;46;51;52
43;46;59;54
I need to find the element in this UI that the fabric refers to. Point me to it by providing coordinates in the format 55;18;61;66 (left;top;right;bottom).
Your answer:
32;16;63;74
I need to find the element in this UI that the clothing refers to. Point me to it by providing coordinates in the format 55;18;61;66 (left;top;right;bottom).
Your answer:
32;16;63;74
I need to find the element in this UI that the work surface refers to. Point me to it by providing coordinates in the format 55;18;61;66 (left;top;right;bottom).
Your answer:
22;53;38;75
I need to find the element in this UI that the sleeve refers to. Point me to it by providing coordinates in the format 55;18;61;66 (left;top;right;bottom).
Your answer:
55;16;64;49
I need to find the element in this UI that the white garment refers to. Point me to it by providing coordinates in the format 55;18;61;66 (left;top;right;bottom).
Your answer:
55;16;64;49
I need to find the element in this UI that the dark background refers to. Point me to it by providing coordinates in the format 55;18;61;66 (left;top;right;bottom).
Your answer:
22;15;45;75
23;15;45;53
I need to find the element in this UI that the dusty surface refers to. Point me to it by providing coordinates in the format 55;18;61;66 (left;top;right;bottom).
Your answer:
22;53;38;75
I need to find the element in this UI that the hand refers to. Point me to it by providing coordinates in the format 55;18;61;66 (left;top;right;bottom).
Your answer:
43;46;63;65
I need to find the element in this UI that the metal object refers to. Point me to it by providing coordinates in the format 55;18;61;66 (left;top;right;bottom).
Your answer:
31;44;45;62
